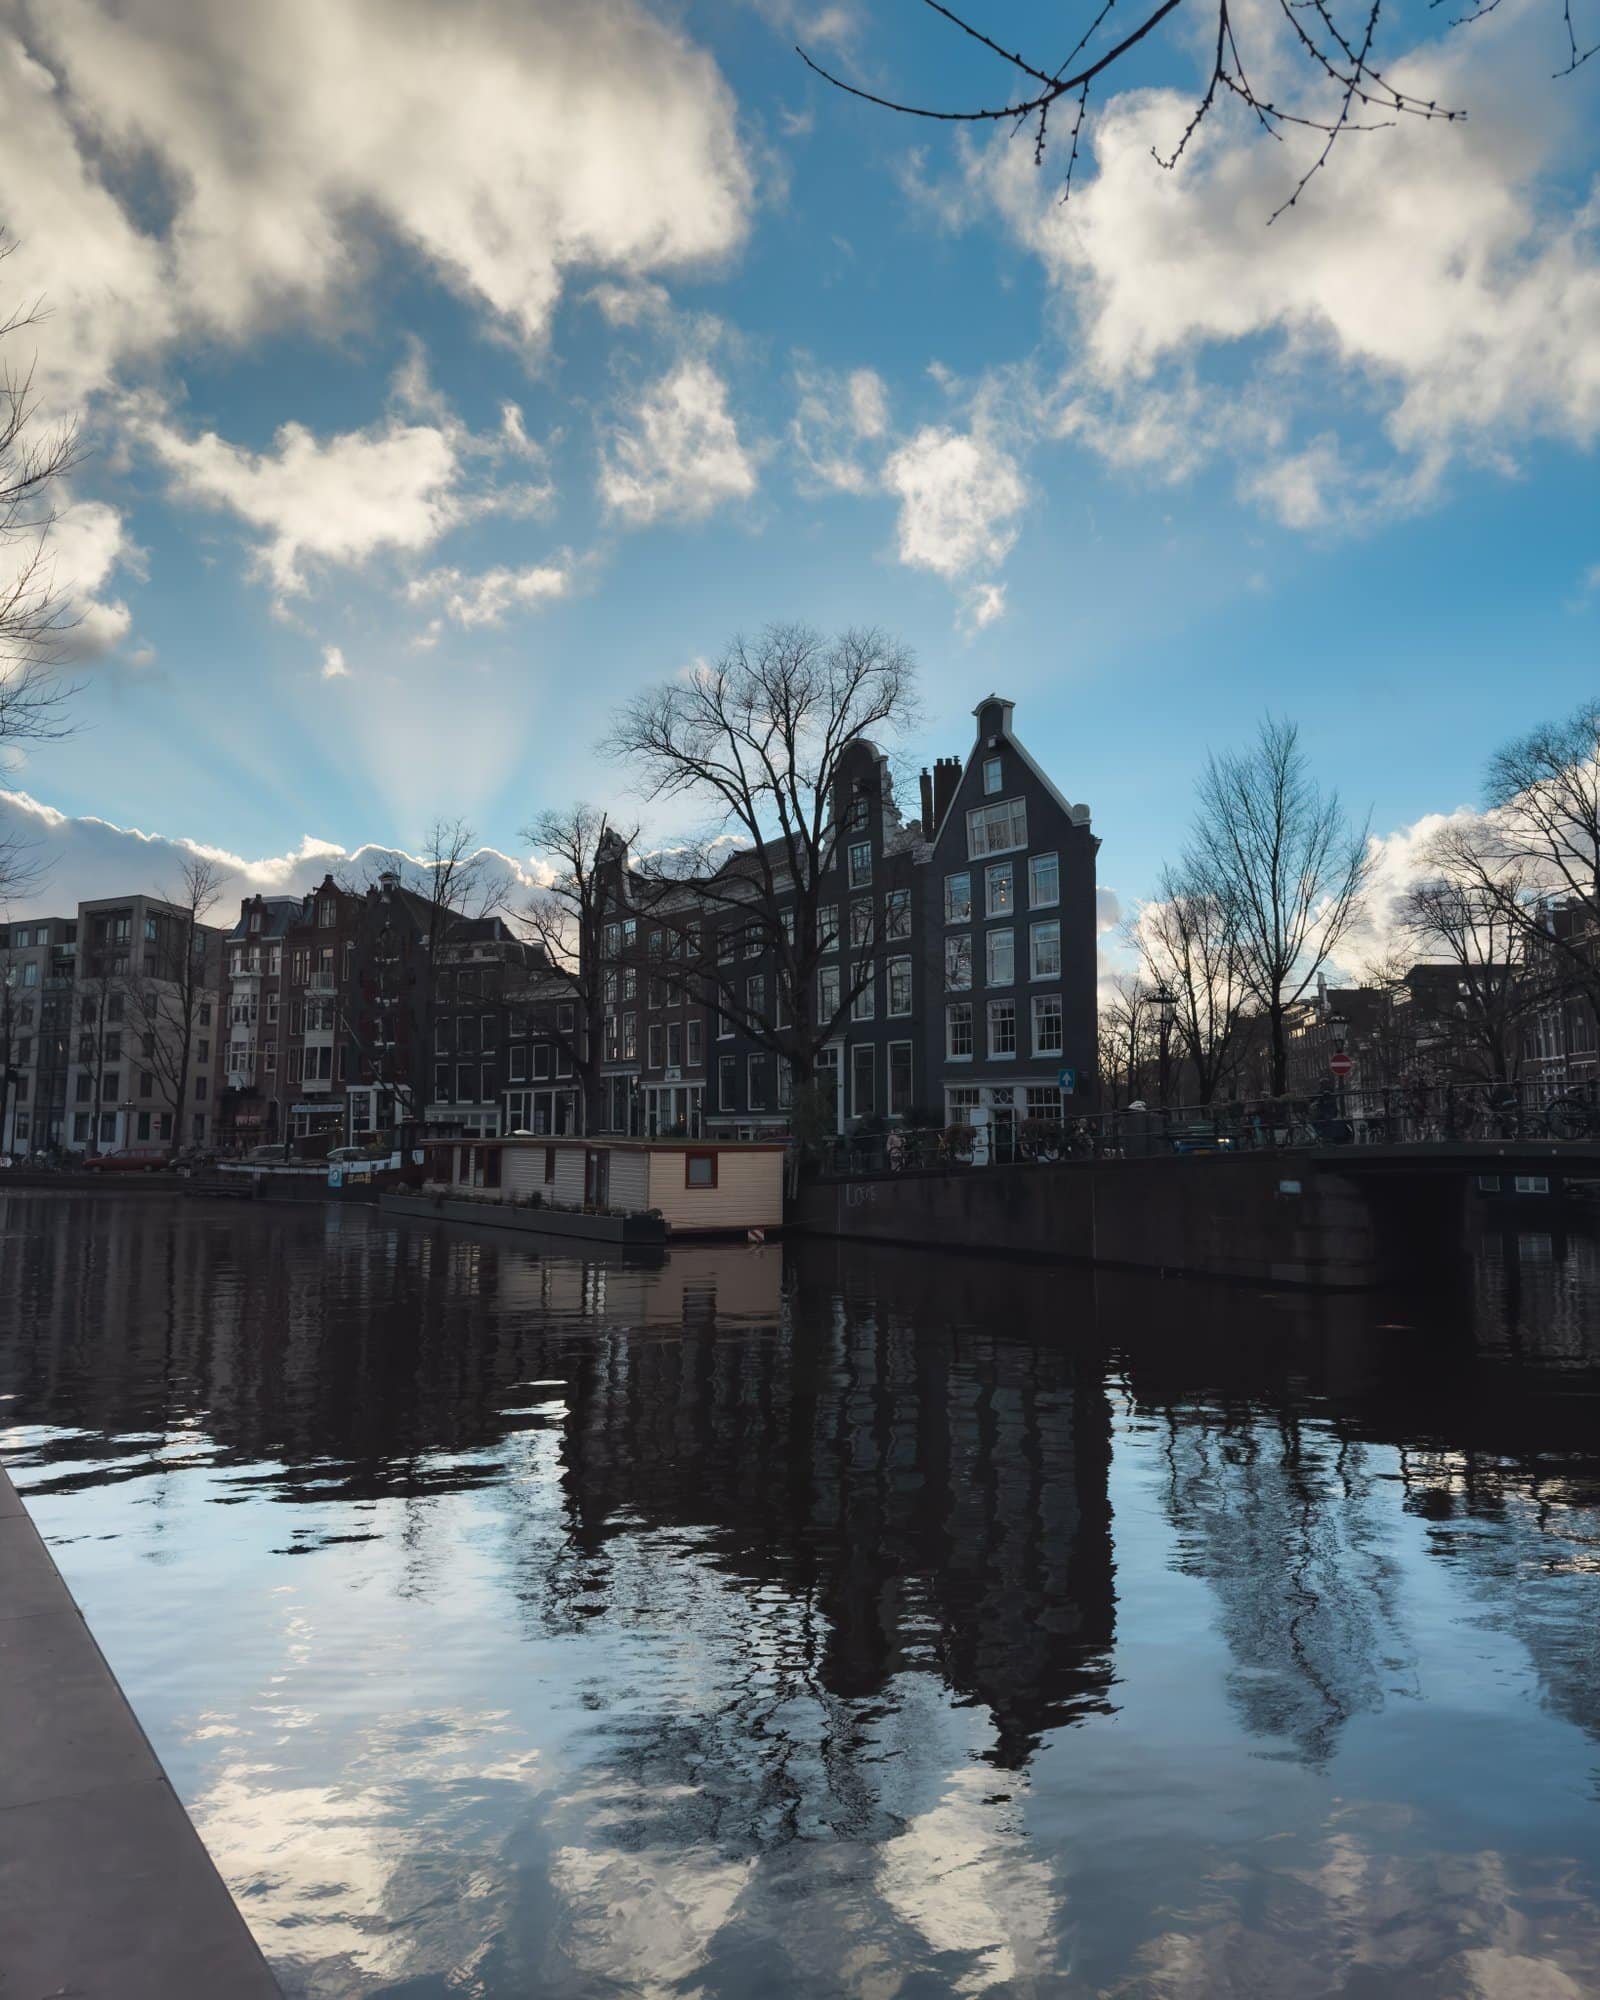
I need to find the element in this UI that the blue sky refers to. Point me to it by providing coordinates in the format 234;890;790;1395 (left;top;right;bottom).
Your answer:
1;0;1596;934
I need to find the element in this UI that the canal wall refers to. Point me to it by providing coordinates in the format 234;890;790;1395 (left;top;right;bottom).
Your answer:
791;1152;1437;1288
0;1464;280;1996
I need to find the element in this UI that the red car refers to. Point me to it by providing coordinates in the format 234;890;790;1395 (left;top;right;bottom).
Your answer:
83;1149;174;1173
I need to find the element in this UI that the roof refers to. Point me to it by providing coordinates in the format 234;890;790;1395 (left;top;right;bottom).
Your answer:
425;1134;788;1153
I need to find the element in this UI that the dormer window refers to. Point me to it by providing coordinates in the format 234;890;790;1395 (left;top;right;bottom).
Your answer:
249;910;262;933
983;756;1003;796
845;792;872;832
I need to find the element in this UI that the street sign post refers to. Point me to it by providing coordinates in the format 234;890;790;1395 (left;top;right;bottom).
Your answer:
1057;1068;1077;1093
1329;1050;1354;1080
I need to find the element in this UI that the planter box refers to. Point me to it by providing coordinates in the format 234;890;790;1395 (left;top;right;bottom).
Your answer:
379;1192;667;1246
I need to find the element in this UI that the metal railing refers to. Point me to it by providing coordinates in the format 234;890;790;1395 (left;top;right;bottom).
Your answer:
811;1079;1600;1178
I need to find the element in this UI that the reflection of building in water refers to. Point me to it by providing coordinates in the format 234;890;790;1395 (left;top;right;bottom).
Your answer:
559;1246;1117;1773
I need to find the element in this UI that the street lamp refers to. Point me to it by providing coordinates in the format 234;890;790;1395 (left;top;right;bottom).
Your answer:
120;1097;135;1153
1152;985;1176;1109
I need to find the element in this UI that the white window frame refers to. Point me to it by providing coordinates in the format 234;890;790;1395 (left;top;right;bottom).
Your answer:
988;997;1018;1060
816;904;839;952
944;935;973;991
1032;992;1064;1056
1030;919;1062;980
986;863;1014;918
946;1002;974;1060
848;841;873;889
967;798;1028;860
944;872;972;925
851;963;875;1021
887;956;912;1017
888;1040;913;1118
851;1043;875;1118
818;965;841;1022
748;1054;769;1111
983;755;1003;795
1029;852;1059;909
719;1053;738;1110
986;928;1015;988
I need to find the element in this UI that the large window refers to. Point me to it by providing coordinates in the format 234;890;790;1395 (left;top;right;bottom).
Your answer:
719;1053;738;1110
748;1056;769;1110
945;936;973;991
885;889;912;941
1031;919;1062;979
851;1044;875;1117
851;964;875;1020
983;755;1003;795
687;1019;704;1067
817;905;839;952
986;928;1014;987
1033;993;1064;1055
818;964;841;1021
648;1023;664;1069
967;798;1028;859
746;973;766;1022
946;1002;974;1059
889;1042;913;1116
1029;852;1059;908
848;841;873;888
667;1022;683;1070
988;998;1017;1058
944;872;971;924
850;899;874;948
888;957;912;1016
986;864;1014;917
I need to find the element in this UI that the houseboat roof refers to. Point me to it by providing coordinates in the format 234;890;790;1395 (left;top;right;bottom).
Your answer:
422;1134;789;1153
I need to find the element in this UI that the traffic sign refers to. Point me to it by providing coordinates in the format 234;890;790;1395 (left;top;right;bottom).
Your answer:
1329;1050;1354;1079
1057;1068;1078;1093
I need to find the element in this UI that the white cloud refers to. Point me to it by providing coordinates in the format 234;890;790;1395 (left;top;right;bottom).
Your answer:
0;0;752;411
882;426;1026;579
975;1;1600;520
790;363;891;493
600;359;757;526
319;644;349;679
143;412;464;600
0;789;549;916
406;561;571;629
963;581;1007;631
35;497;137;660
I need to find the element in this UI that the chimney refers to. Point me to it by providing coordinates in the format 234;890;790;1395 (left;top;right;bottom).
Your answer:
932;755;962;829
919;768;934;831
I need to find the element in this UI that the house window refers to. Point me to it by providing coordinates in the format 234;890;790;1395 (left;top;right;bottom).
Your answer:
1029;853;1059;908
687;1018;703;1067
742;924;763;960
101;1070;120;1100
685;1151;717;1188
967;798;1028;859
851;964;874;1020
818;965;841;1021
888;956;912;1016
1031;920;1062;979
554;1045;573;1079
139;1070;154;1098
509;1045;529;1082
73;1113;89;1143
988;999;1017;1058
848;841;872;888
719;1053;738;1110
648;1022;664;1068
986;864;1013;918
889;1041;913;1117
851;1044;875;1117
987;929;1015;987
884;889;912;941
100;1111;117;1142
717;1005;733;1041
457;1062;477;1101
1033;994;1064;1055
816;905;839;952
945;936;973;991
746;973;766;1023
944;873;972;924
983;755;1003;796
748;1056;768;1110
850;899;874;948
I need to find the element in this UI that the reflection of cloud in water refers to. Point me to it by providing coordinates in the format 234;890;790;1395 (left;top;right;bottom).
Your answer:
192;1714;543;1992
879;1766;1056;1994
550;1834;754;1996
1105;1808;1600;1999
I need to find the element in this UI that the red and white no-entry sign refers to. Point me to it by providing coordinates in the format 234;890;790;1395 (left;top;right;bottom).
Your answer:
1329;1050;1354;1079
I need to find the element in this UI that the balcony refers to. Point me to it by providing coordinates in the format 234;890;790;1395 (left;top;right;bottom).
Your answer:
307;972;337;996
300;1071;332;1094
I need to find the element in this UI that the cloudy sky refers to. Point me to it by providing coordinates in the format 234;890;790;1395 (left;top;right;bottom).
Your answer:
1;0;1596;932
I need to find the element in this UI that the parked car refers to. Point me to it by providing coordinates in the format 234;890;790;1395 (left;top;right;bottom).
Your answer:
242;1143;290;1164
326;1145;377;1163
83;1149;173;1173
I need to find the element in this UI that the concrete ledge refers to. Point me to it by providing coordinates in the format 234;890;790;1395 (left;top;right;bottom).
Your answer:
0;1463;280;1998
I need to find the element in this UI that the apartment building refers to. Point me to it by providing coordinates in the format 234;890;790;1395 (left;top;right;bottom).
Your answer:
585;692;1099;1145
0;916;77;1155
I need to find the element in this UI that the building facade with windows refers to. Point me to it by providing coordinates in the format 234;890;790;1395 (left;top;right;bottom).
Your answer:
1;916;77;1156
923;696;1098;1146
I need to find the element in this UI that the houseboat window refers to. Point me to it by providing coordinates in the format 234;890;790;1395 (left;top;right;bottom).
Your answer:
685;1151;718;1188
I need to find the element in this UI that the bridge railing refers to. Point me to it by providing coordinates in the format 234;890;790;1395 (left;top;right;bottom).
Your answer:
810;1078;1599;1177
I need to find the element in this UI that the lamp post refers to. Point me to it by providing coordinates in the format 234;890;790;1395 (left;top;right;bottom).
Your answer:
120;1096;135;1154
1153;984;1176;1109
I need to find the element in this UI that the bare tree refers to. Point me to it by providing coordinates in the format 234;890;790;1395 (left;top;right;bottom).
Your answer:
1191;715;1369;1097
1436;700;1600;1028
1133;866;1244;1104
520;804;637;1135
1;242;81;907
610;623;918;1094
344;819;513;1134
1099;973;1155;1108
798;0;1592;222
124;858;227;1151
1397;839;1534;1083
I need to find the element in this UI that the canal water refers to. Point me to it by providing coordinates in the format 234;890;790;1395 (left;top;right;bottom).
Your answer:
2;1192;1599;1999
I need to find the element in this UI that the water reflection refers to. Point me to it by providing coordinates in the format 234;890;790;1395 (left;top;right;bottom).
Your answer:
2;1193;1600;1997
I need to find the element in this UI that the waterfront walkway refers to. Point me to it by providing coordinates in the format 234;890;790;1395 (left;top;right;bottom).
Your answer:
0;1462;279;1998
